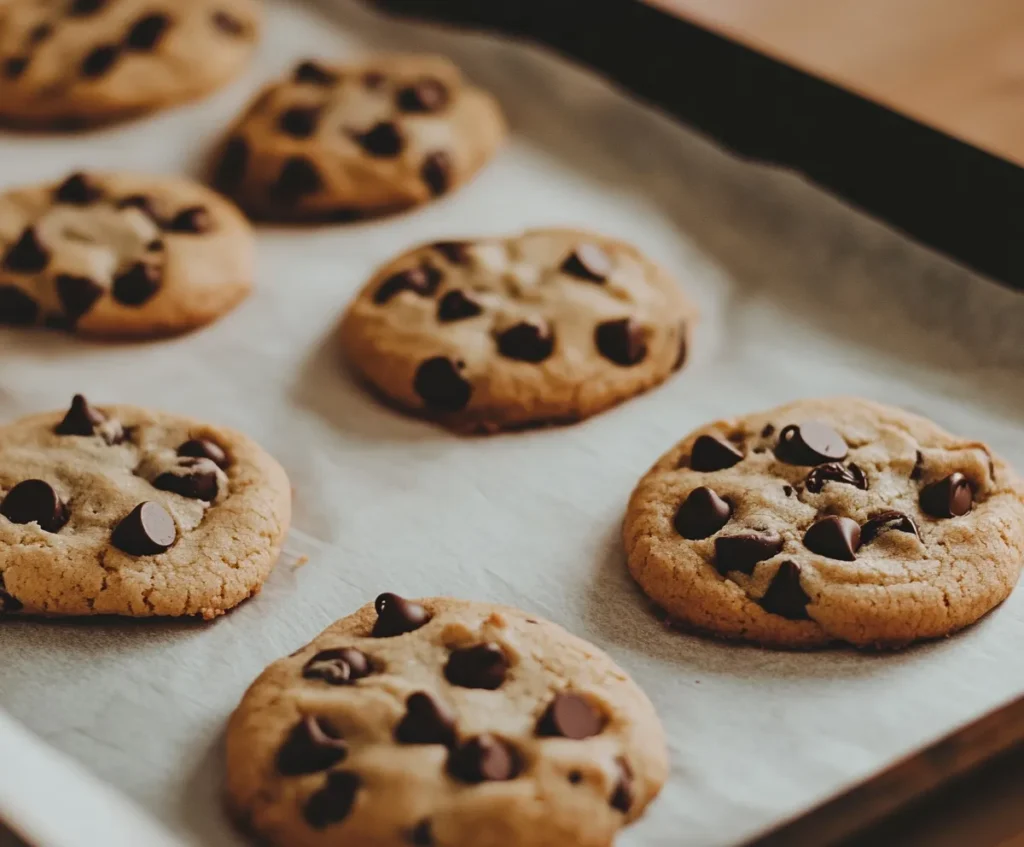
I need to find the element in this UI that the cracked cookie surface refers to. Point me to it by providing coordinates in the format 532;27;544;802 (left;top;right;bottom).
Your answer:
226;595;667;847
339;229;696;433
0;170;253;338
0;0;259;127
0;396;291;617
624;397;1024;649
210;53;506;220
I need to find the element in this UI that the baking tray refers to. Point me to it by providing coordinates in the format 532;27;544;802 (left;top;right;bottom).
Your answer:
3;1;1024;846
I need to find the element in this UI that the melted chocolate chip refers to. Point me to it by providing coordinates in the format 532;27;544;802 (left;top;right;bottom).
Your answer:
3;227;50;273
125;14;171;50
1;480;69;533
112;261;162;306
3;57;28;79
496;319;555;362
413;357;471;412
211;9;247;36
595;318;647;366
56;274;104;321
431;241;470;264
775;422;848;465
447;735;520;783
444;643;507;690
372;592;431;637
0;286;39;326
561;244;611;282
303;648;371;685
920;473;973;518
759;561;811;620
154;468;219;501
421;151;452;196
397;78;449;113
276;716;348;775
610;758;634;813
437;289;482;322
278;106;321;139
538;693;605;739
394;692;457;746
673;487;731;540
714;531;783;575
353;122;404;157
270;156;323;205
167;206;212;234
213;137;249;192
689;434;743;472
81;44;120;78
373;265;442;304
112;502;176;555
861;510;920;544
804;462;867;494
55;172;103;205
294;60;338;85
803;516;861;561
177;438;229;468
304;772;360;829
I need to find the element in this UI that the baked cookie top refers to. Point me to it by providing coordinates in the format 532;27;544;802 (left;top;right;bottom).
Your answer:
226;595;667;847
0;0;259;127
0;396;291;618
624;397;1024;649
0;171;253;338
211;54;506;220
339;229;696;432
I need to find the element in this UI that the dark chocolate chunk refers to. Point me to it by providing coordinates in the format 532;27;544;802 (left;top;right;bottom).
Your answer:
125;14;171;50
353;122;404;157
54;275;102;322
413;357;471;412
759;561;811;620
154;468;219;501
69;0;105;15
166;206;212;234
270;156;323;205
775;422;848;465
55;395;109;437
0;286;39;326
1;480;69;533
3;227;50;273
610;757;634;813
920;473;973;518
396;78;449;113
55;172;103;205
276;715;348;775
437;289;482;322
421;151;451;196
112;502;176;555
372;592;431;637
561;244;611;282
431;241;469;264
294;60;338;86
409;820;434;846
278;106;321;139
595;318;647;366
81;44;120;78
714;531;783;576
303;772;360;829
538;693;605;739
444;643;507;690
804;462;867;494
3;57;28;79
177;438;229;469
783;485;794;497
447;735;520;783
803;516;861;561
496;319;554;363
861;510;920;544
112;260;162;306
211;9;247;36
303;648;371;685
688;434;743;472
373;265;442;304
673;487;731;540
394;692;457;746
213;137;249;192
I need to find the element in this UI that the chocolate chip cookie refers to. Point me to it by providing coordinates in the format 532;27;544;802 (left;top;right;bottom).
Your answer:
210;54;506;220
339;229;696;432
0;171;253;338
0;0;259;128
0;396;291;617
624;397;1024;649
226;595;666;847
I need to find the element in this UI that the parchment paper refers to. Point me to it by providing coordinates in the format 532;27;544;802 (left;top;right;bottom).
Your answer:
3;2;1024;846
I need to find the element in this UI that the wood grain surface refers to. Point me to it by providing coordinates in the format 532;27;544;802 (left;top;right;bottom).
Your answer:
649;0;1024;165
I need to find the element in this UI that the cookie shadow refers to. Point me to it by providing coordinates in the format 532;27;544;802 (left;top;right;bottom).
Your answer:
176;727;248;847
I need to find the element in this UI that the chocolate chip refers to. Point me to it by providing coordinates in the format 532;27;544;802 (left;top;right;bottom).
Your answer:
303;772;360;829
0;286;39;326
447;735;520;783
920;473;973;518
270;156;323;205
496;319;554;363
3;57;28;79
568;770;583;784
81;44;120;78
421;152;452;196
278;106;321;139
610;757;634;813
177;438;229;468
409;820;433;845
595;318;647;366
373;265;442;304
303;648;371;685
166;206;212;234
803;516;861;561
396;78;449;113
395;692;457;746
3;227;50;273
363;70;386;89
28;23;53;44
714;531;783;576
213;137;249;192
759;561;811;619
1;480;69;533
673;487;731;540
437;289;482;322
761;424;775;437
413;357;472;412
112;261;162;306
112;502;176;555
55;395;108;437
911;450;924;480
147;239;163;252
444;643;507;690
372;592;431;637
116;193;160;221
353;122;404;157
294;60;338;85
154;468;219;501
212;9;247;36
55;172;103;205
689;434;743;472
126;14;171;50
276;716;348;775
0;575;22;614
561;244;611;282
783;485;794;497
775;422;848;465
861;510;920;544
69;0;105;15
55;274;103;321
804;462;867;494
432;241;470;264
538;693;605;739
